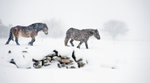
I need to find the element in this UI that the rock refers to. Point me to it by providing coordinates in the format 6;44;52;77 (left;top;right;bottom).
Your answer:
60;59;73;64
10;59;15;64
46;52;58;60
77;58;83;62
43;64;50;66
53;57;61;61
72;51;77;62
32;50;87;69
45;56;52;62
70;66;76;69
57;63;61;68
53;50;58;56
41;58;51;66
33;63;42;69
77;61;85;68
10;59;19;68
57;63;66;68
61;64;66;67
61;56;70;59
32;59;42;69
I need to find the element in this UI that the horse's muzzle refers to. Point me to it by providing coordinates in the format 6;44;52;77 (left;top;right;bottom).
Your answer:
45;32;48;35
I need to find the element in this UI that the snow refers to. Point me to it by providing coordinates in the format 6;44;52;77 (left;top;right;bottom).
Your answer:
0;0;150;82
0;37;150;83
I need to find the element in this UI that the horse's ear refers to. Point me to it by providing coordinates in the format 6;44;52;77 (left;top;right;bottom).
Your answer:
95;29;98;32
90;31;93;34
44;23;47;27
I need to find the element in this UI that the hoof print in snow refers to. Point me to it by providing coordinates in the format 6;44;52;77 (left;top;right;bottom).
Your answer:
22;55;25;58
22;51;28;53
8;50;11;54
111;67;116;69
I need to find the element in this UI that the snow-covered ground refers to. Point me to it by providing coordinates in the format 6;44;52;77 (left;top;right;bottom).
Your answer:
0;37;150;83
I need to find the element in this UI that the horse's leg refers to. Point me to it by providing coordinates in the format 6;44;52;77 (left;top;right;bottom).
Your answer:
64;35;70;46
85;41;88;49
77;41;83;49
14;29;20;45
70;39;74;46
5;38;11;45
28;37;35;46
6;37;12;45
15;36;20;45
14;36;19;45
29;32;37;46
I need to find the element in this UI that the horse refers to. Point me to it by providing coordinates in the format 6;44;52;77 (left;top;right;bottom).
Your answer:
64;28;100;49
5;23;48;46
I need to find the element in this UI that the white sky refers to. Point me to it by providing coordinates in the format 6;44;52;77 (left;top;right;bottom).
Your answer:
0;0;150;40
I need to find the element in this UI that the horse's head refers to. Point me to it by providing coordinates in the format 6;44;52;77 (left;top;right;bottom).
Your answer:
93;29;100;40
43;24;48;35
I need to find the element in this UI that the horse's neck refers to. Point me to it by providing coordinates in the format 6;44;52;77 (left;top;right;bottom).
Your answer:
88;30;94;36
34;27;43;32
37;28;42;31
28;24;42;31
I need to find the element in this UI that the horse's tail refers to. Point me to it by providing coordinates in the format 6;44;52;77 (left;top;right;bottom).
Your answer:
9;28;14;41
5;28;14;45
64;29;71;46
64;36;68;46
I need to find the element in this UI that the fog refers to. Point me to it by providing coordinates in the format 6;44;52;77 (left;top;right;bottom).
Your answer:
0;0;150;40
0;1;150;83
103;20;128;40
0;21;9;38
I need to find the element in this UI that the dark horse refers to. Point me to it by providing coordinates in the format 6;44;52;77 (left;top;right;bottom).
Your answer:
64;28;100;49
5;23;48;46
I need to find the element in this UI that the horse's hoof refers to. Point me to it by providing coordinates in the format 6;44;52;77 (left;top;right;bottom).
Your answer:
5;42;9;45
65;45;70;47
77;46;80;49
5;43;8;45
28;44;33;46
28;42;33;46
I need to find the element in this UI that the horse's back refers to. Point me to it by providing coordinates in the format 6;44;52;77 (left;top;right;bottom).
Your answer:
28;23;45;28
67;28;80;34
66;28;85;41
